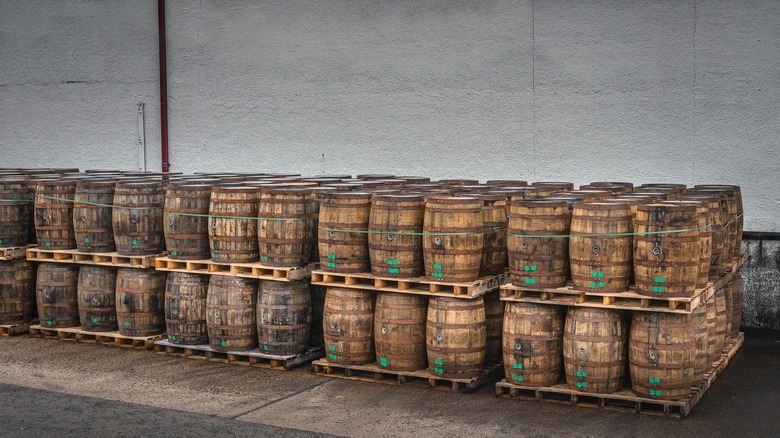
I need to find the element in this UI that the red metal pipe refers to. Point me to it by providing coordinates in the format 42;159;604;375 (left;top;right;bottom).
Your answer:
158;0;170;173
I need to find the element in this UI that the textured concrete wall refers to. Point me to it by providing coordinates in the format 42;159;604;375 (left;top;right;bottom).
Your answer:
741;239;780;331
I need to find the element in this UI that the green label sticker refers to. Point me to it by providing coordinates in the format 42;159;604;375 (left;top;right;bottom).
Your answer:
650;389;662;397
598;281;605;288
576;382;588;389
327;253;336;260
388;268;399;274
531;265;537;271
524;265;530;272
652;286;665;293
0;239;2;244
648;377;661;384
434;359;443;366
592;271;604;278
328;353;338;360
263;256;268;262
214;253;219;259
172;251;177;256
327;262;336;268
132;239;138;245
433;264;442;270
512;363;523;369
576;371;588;378
125;321;131;327
171;335;176;341
92;317;98;323
433;272;443;278
379;357;388;367
221;341;227;347
328;345;336;351
590;282;596;289
47;320;52;325
45;242;51;247
84;237;89;243
263;345;268;351
513;374;523;382
654;277;665;283
387;259;398;265
433;367;444;375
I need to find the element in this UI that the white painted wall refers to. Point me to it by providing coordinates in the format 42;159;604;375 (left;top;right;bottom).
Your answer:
1;0;778;231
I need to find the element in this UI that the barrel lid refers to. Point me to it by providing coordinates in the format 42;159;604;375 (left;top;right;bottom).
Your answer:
321;191;373;200
477;193;507;203
691;185;740;195
659;199;709;208
356;174;395;179
586;181;634;188
212;185;260;193
515;198;569;208
637;202;698;212
115;181;162;189
531;181;575;189
265;187;314;196
78;179;119;188
264;173;302;177
671;192;724;201
167;183;214;190
485;179;528;186
84;169;122;174
373;193;425;202
573;200;633;210
395;176;431;182
322;183;365;191
436;179;479;185
36;180;77;187
425;195;480;204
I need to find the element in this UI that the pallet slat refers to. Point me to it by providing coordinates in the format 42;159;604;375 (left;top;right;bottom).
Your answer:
154;257;315;281
152;340;323;371
29;324;164;349
0;321;33;336
311;270;509;299
0;244;36;261
311;360;504;393
495;332;744;418
27;248;161;269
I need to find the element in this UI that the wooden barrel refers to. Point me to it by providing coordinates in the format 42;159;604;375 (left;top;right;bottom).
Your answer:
206;275;258;351
503;302;564;386
77;266;117;331
116;268;166;336
368;194;425;278
694;185;742;259
629;312;696;400
691;303;709;385
73;179;116;252
318;192;373;273
508;199;570;288
35;181;77;249
714;287;728;353
479;194;508;276
563;307;627;393
323;287;375;365
705;294;726;365
422;196;484;282
164;183;212;260
36;263;79;327
531;182;575;193
257;280;312;355
113;182;165;256
671;193;726;274
0;259;35;324
257;188;318;267
634;204;701;297
165;272;209;345
483;292;505;366
426;296;486;378
310;284;326;346
0;180;33;246
661;200;712;289
208;186;260;263
374;292;427;371
730;273;743;338
569;202;633;293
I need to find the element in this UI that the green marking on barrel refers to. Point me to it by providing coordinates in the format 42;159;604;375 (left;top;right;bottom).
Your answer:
327;253;336;260
328;345;336;351
45;242;50;247
433;367;444;375
171;251;177;256
92;317;98;323
531;265;537;271
132;239;138;246
590;282;596;289
649;377;661;384
576;382;588;389
214;253;219;259
328;353;338;360
649;389;662;397
327;262;336;268
47;320;52;325
221;341;226;347
434;359;443;366
171;335;176;341
125;321;131;327
652;286;665;293
592;271;604;278
524;265;530;272
576;371;588;378
433;264;442;271
0;239;3;244
263;256;268;262
598;281;605;288
388;268;399;274
263;345;268;351
84;237;89;243
513;374;523;382
379;356;388;367
525;278;536;285
512;363;523;369
387;259;398;265
433;272;443;278
654;277;665;283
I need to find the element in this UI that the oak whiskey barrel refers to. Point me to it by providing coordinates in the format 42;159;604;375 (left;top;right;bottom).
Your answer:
0;180;33;246
36;263;79;327
208;186;260;263
165;272;209;345
374;292;427;371
73;179;116;252
508;199;570;288
691;303;709;385
479;194;508;276
483;292;505;366
563;307;627;394
0;259;35;324
318;192;373;273
257;280;312;355
426;296;486;379
77;266;117;331
116;268;166;336
423;196;484;282
502;302;564;387
206;275;258;351
113;182;165;255
164;183;212;260
323;287;375;365
368;194;425;278
258;188;318;267
35;181;77;249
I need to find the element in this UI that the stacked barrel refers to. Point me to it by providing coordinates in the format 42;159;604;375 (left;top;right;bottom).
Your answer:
502;181;745;401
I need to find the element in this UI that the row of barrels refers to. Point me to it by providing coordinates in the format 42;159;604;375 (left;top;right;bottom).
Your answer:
322;288;505;377
504;274;743;400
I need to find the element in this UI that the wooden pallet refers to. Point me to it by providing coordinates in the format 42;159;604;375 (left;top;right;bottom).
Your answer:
311;360;504;393
0;320;33;336
311;270;509;299
27;248;161;269
154;257;315;281
500;255;743;314
29;324;164;349
153;340;323;371
0;244;36;261
495;332;745;418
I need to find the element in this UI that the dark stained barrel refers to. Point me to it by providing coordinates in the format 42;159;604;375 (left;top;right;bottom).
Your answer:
77;266;117;331
206;275;258;351
426;296;486;379
691;303;709;385
257;280;312;355
502;302;564;387
531;181;575;193
73;179;116;252
165;272;209;345
0;259;35;324
36;263;79;327
368;194;425;278
423;196;484;282
318;192;373;273
693;185;743;260
508;199;570;288
374;292;427;371
479;194;509;276
309;284;326;346
35;181;78;249
258;188;318;267
629;312;696;400
323;287;375;365
563;307;627;394
164;183;212;260
714;287;728;354
0;180;33;246
209;186;260;263
483;292;505;366
113;182;165;255
115;268;166;336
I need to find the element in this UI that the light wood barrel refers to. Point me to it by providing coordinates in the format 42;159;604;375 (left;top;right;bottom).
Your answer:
208;186;260;263
661;200;712;289
479;194;508;276
634;204;701;297
0;259;35;324
705;294;726;365
694;185;742;260
368;194;425;278
531;182;575;193
569;202;633;293
426;296;486;379
36;263;79;328
318;192;372;273
483;292;505;366
502;302;564;387
691;303;709;385
257;280;312;355
323;287;375;365
0;180;33;246
258;188;318;267
35;181;77;249
714;287;728;352
164;183;212;260
672;193;725;274
563;307;627;394
113;182;165;255
77;266;117;331
165;272;209;345
116;268;166;336
508;199;570;288
374;292;427;371
629;312;696;400
73;179;116;252
423;196;484;282
206;275;258;351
